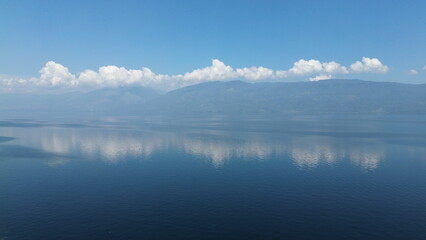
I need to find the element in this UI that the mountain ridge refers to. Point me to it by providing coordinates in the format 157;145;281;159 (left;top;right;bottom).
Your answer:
142;79;426;114
1;79;426;114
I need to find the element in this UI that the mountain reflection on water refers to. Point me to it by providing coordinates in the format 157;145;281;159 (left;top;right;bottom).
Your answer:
1;115;422;170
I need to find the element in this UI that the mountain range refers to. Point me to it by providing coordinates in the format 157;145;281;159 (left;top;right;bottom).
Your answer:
1;79;426;114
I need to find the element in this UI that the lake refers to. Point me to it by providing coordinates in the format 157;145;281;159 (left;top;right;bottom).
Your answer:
1;114;425;239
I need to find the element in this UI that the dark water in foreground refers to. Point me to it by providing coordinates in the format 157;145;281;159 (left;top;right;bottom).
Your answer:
0;114;425;240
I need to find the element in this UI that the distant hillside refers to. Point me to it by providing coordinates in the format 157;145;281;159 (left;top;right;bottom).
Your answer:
1;79;426;114
143;79;426;114
0;87;161;112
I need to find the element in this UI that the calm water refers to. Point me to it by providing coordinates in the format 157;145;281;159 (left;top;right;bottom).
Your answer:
0;114;425;239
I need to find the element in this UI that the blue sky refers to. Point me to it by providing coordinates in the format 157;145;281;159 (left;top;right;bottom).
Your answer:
1;0;426;90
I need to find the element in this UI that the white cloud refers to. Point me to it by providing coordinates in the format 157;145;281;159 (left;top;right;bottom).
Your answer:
182;59;237;82
99;66;132;83
322;61;349;74
350;57;389;73
288;59;348;76
1;57;390;91
309;74;332;81
236;66;275;80
75;66;172;89
38;61;77;86
423;65;426;70
408;69;418;75
78;69;101;85
0;75;28;87
289;59;323;75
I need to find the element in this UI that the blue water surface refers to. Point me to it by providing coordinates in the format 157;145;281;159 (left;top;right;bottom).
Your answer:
0;114;425;239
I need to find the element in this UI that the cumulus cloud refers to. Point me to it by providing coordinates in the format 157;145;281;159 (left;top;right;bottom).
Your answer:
309;74;332;81
182;59;237;82
78;66;169;87
408;69;418;75
350;57;389;73
288;59;323;75
288;59;348;75
236;66;275;80
323;61;349;74
38;61;77;86
1;57;390;91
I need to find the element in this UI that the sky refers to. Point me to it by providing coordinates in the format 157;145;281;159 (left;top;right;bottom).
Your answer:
1;0;426;91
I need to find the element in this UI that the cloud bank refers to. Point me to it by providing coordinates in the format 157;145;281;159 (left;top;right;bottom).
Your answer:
1;57;389;91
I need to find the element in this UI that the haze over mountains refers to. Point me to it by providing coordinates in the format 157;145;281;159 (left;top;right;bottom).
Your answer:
0;87;161;113
1;79;426;114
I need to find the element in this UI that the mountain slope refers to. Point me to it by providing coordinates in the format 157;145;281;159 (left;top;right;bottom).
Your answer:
143;79;426;114
2;79;426;114
0;86;161;112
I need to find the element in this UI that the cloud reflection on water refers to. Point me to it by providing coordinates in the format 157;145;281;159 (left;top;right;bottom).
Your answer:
0;123;394;170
